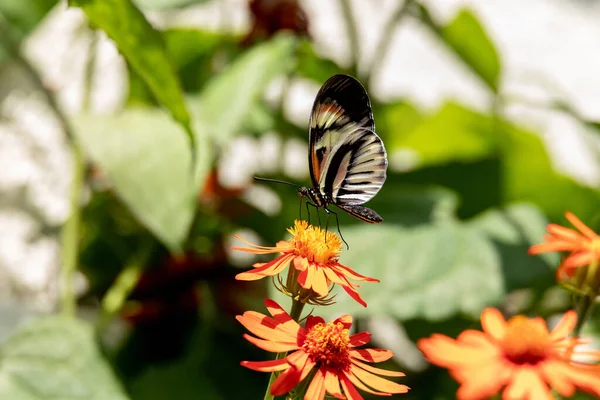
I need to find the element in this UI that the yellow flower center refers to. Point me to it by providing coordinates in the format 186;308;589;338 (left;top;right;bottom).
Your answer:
303;321;351;370
287;220;342;264
501;316;550;365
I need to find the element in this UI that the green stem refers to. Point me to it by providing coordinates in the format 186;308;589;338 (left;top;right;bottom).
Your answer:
366;0;412;88
97;241;153;331
263;299;306;400
573;294;595;337
0;14;86;317
60;146;85;317
339;0;360;78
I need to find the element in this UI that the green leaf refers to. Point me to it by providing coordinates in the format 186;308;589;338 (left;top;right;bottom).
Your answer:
133;0;207;10
267;189;552;322
294;40;341;84
69;0;195;152
0;317;129;400
390;101;600;222
196;34;296;147
467;203;556;290
440;8;501;91
72;107;211;252
388;102;496;167
0;0;58;38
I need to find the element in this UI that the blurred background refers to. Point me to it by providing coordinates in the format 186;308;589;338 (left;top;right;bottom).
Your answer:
1;0;600;398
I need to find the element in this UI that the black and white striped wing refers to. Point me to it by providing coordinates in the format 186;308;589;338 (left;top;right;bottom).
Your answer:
324;128;387;205
308;75;387;207
308;74;375;191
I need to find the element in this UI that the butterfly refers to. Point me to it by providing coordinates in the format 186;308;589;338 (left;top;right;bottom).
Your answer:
256;74;387;248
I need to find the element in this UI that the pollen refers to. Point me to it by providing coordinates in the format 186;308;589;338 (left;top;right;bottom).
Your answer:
288;220;342;264
303;321;351;370
501;316;550;365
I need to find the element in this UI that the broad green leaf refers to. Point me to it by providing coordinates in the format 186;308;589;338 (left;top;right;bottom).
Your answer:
391;101;600;222
440;8;501;91
69;0;195;152
0;317;129;400
375;101;423;144
388;102;496;167
72;107;211;252
467;203;556;290
295;40;341;84
330;220;504;321
196;34;296;147
268;190;553;322
0;0;57;38
133;0;207;10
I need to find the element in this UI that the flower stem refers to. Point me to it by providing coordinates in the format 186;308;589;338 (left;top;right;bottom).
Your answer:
96;240;153;331
0;15;86;318
573;294;595;337
339;0;360;78
263;299;306;400
60;145;85;317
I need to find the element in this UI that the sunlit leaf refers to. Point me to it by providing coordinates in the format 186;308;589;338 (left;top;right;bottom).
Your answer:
0;0;57;38
196;34;296;147
431;7;501;91
72;107;211;252
295;40;341;84
69;0;195;152
467;203;555;290
0;317;129;400
133;0;207;10
388;102;496;167
390;101;600;222
268;188;553;321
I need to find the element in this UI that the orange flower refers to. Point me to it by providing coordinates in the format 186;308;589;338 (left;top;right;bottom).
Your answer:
529;211;600;278
233;220;378;307
238;299;409;399
418;308;600;400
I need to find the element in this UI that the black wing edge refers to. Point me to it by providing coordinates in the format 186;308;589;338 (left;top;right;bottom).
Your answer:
336;204;383;223
312;74;375;132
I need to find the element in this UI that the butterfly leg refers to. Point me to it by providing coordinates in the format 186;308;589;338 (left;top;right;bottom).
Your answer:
324;208;349;250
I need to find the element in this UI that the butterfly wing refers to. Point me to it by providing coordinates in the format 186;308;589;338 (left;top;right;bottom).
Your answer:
308;74;375;191
308;75;387;207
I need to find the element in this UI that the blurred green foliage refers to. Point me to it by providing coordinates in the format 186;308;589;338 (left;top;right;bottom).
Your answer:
1;0;599;399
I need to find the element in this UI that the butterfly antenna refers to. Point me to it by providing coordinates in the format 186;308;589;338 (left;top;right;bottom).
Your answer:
254;177;300;188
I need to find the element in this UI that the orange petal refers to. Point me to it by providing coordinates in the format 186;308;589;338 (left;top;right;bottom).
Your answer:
333;314;353;329
566;212;598;240
539;360;576;397
323;369;345;399
243;334;300;352
547;224;585;241
348;365;409;394
349;332;371;347
236;312;297;342
480;308;507;341
503;367;552;400
350;358;405;377
562;251;596;269
304;369;327;400
418;334;497;368
264;299;304;338
241;358;290;372
341;284;367;308
331;263;379;282
350;348;394;363
231;234;291;254
550;310;577;340
528;241;578;255
235;254;294;281
311;266;330;296
339;375;364;400
271;366;302;396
